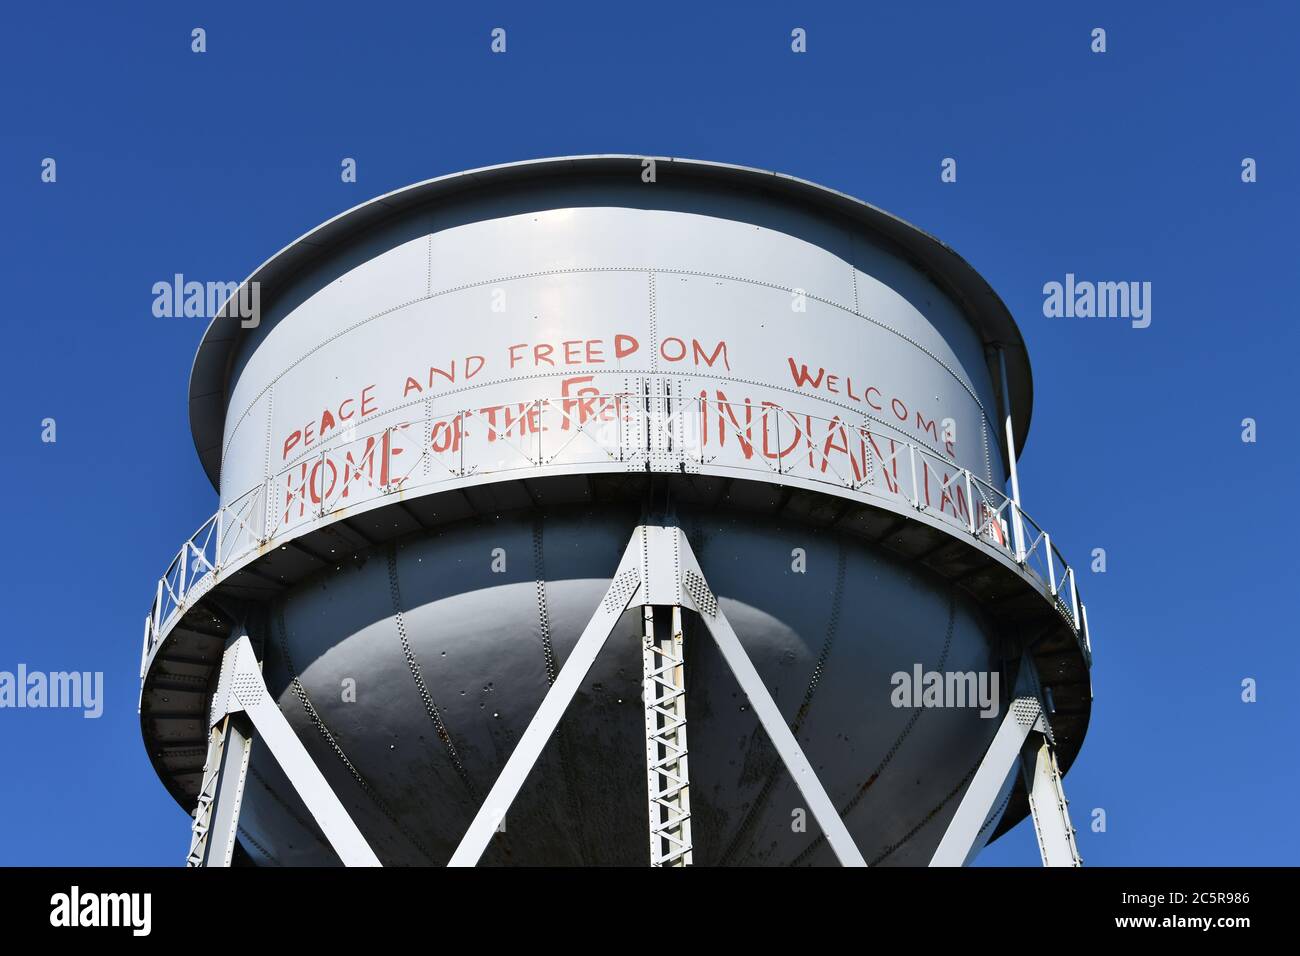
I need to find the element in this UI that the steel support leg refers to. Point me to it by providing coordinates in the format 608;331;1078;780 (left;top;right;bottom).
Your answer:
187;630;381;867
1023;737;1082;867
186;714;253;867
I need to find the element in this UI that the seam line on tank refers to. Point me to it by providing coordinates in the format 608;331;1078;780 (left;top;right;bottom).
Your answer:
273;605;439;862
648;273;658;371
531;517;592;864
386;544;479;799
236;825;283;866
794;542;848;728
718;540;848;866
870;759;979;866
868;764;977;868
532;521;557;682
423;397;432;477
248;764;333;856
263;387;274;482
787;588;956;867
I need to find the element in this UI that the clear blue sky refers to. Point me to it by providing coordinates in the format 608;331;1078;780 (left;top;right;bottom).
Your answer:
0;1;1295;866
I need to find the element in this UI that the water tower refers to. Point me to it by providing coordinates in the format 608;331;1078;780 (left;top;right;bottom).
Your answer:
139;156;1092;867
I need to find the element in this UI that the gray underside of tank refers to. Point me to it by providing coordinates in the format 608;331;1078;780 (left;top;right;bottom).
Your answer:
234;505;1004;866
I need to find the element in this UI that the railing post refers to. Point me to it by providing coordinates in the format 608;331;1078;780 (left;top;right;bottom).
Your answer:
614;398;623;464
154;580;163;635
262;476;273;541
775;404;783;476
214;507;224;571
909;445;920;507
1069;569;1080;627
141;615;152;678
1081;604;1092;656
535;399;543;466
1010;500;1026;563
1045;532;1057;595
997;346;1023;510
861;424;872;489
179;544;187;601
964;471;975;533
322;448;332;510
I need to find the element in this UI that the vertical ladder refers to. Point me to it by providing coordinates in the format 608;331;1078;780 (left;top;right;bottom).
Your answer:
642;604;692;866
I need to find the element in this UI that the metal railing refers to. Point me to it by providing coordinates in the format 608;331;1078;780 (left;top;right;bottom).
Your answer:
141;392;1091;672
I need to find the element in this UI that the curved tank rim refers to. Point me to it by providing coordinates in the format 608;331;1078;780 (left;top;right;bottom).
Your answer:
187;154;1035;490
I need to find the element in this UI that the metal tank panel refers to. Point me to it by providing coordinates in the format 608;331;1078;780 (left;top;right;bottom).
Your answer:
216;182;1009;515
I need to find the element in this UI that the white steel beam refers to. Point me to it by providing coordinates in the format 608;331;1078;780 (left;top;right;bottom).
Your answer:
204;717;252;867
690;587;867;867
186;716;252;867
996;346;1022;509
671;529;866;867
929;697;1042;867
1024;738;1082;867
996;346;1028;561
448;541;645;867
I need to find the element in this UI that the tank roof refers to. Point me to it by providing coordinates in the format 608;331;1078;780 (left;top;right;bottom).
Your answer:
188;155;1034;488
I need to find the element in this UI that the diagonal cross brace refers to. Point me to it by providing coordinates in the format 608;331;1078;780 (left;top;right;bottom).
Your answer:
929;696;1044;867
448;523;867;867
447;539;646;866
